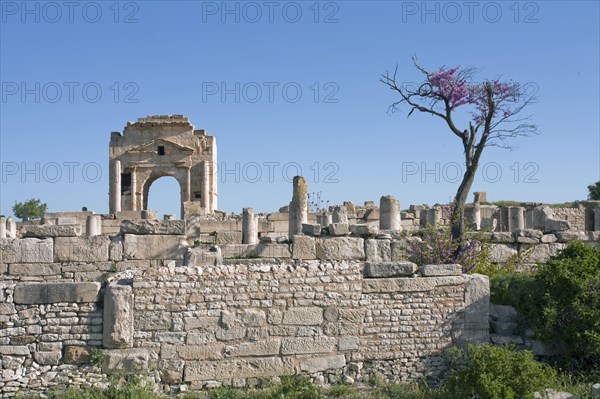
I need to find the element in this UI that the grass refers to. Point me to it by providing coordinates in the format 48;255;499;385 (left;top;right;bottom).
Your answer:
16;373;598;399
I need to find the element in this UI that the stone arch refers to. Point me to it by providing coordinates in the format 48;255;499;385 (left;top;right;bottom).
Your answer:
140;168;189;218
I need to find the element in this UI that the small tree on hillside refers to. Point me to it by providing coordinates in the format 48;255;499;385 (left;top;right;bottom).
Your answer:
381;59;538;243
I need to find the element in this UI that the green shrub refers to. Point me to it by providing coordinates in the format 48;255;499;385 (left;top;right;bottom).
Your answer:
443;344;556;399
489;272;542;320
534;241;600;370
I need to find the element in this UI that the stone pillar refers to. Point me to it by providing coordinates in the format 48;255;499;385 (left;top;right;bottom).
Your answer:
473;191;486;203
242;208;258;244
509;207;524;231
427;207;442;227
332;206;348;224
0;216;6;239
595;207;600;232
103;282;133;349
201;161;210;211
111;160;121;213
288;176;308;239
6;217;16;238
130;168;137;211
86;215;101;237
318;212;333;227
379;195;401;231
465;203;481;231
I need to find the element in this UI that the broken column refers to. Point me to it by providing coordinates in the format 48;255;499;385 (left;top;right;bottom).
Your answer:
427;207;442;227
465;203;481;231
332;206;348;224
318;212;333;227
379;195;401;231
110;160;122;213
201;160;210;211
86;215;102;237
509;207;524;231
288;176;308;240
473;191;486;203
0;216;6;238
242;207;258;244
103;282;134;348
6;217;16;238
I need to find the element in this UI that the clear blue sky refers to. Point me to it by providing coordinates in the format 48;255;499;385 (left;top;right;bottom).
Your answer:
1;0;599;218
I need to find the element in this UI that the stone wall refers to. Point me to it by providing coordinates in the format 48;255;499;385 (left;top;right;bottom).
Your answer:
0;227;489;396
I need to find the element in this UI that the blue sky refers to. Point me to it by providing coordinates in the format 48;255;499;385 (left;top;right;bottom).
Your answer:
1;0;599;218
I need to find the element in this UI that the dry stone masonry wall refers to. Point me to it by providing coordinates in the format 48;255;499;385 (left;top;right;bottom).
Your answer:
0;221;489;396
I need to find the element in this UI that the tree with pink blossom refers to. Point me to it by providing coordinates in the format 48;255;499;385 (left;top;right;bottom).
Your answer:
381;58;538;243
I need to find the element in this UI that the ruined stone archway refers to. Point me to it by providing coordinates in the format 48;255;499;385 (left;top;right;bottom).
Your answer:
142;173;186;218
109;115;218;216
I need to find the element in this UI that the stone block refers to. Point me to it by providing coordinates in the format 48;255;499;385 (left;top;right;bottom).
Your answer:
292;235;316;259
63;346;92;364
8;263;61;276
418;264;462;276
301;223;322;237
316;237;364;260
120;220;186;235
177;343;224;360
225;339;281;357
34;351;62;365
338;336;359;351
349;224;379;237
215;231;243;245
489;244;518;263
22;225;81;238
555;231;588;242
14;282;101;304
362;276;466;293
521;243;566;263
365;239;391;262
0;303;16;315
328;223;349;236
54;236;110;262
544;219;571;232
0;346;30;355
254;243;291;258
492;232;513;243
299;354;346;373
185;247;223;266
364;261;416;278
219;244;257;259
267;213;288;221
0;238;53;263
282;307;323;325
102;348;158;374
109;236;124;261
456;273;490;346
184;316;219;331
103;282;134;349
135;312;172;331
123;234;188;260
541;234;557;243
281;337;337;355
184;357;293;381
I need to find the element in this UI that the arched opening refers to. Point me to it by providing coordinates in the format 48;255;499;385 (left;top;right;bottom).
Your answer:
145;176;182;219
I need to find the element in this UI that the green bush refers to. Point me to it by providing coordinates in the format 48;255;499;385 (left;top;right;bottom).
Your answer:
534;241;600;370
489;272;542;320
443;344;556;399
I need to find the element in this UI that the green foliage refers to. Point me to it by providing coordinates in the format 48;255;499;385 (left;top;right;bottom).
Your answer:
12;198;47;220
588;181;600;200
490;272;542;320
91;348;105;368
443;344;556;399
534;241;600;370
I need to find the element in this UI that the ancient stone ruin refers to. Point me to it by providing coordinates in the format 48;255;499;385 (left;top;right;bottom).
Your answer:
1;115;600;396
109;115;217;217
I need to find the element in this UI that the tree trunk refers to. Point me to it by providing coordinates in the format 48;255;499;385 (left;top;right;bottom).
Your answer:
450;165;478;242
